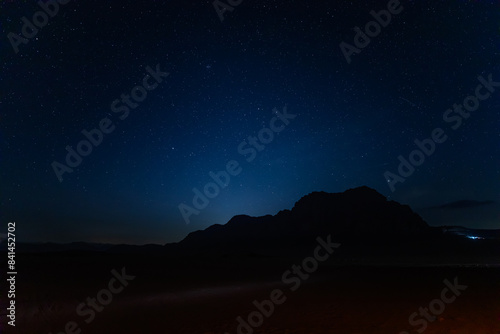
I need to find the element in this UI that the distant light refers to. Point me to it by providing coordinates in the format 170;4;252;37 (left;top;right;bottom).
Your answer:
466;235;483;240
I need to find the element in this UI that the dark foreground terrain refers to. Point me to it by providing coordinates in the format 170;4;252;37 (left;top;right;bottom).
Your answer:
4;188;499;333
5;251;500;334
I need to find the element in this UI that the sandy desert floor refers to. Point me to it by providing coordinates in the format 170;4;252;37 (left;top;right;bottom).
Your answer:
5;254;500;334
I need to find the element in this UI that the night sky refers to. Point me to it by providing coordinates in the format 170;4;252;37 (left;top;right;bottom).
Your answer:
1;0;499;244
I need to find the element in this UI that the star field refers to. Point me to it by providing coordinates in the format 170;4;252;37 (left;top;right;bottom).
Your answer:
1;0;499;244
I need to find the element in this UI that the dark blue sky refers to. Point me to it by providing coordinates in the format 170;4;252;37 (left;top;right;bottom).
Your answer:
1;0;499;244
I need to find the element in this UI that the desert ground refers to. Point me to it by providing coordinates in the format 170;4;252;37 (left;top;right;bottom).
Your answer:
5;252;500;334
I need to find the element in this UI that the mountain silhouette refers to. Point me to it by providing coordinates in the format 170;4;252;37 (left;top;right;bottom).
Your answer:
5;186;499;262
177;186;434;254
